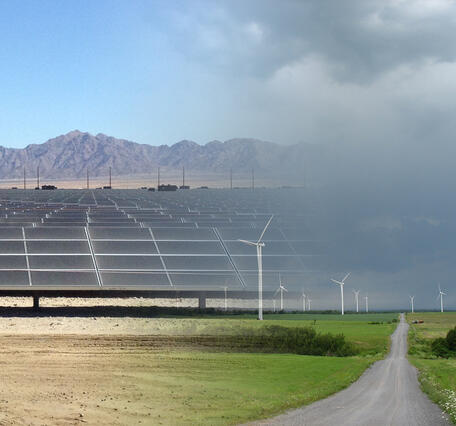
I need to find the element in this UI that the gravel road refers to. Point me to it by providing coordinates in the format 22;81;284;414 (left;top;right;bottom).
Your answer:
250;314;450;426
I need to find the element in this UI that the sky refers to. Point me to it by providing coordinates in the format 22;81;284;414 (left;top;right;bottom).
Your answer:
1;0;456;148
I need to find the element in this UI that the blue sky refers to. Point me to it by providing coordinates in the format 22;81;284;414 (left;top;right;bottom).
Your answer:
1;0;456;150
0;0;227;147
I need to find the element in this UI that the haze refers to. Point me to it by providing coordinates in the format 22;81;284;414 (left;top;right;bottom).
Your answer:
0;0;454;309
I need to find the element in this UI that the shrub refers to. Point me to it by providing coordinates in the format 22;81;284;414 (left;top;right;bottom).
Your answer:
209;325;357;357
431;337;451;358
446;327;456;351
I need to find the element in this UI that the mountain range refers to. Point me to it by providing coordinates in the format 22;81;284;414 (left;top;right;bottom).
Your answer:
0;130;317;180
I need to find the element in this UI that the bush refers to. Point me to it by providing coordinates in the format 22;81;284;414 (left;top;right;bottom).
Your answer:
446;327;456;351
209;325;357;357
431;337;451;358
431;327;456;358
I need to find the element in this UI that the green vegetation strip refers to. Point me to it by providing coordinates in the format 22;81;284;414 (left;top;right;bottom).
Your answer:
123;312;398;424
408;312;456;424
139;351;373;425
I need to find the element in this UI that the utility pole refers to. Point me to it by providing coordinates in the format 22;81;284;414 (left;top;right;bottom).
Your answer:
158;167;160;188
109;166;112;188
252;168;255;191
87;168;89;189
230;168;233;190
23;166;26;190
37;165;40;189
182;166;185;187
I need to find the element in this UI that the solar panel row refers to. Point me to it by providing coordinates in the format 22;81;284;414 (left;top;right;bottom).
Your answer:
0;188;325;292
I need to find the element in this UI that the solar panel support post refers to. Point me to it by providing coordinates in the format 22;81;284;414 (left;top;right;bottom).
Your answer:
33;295;39;311
198;292;206;310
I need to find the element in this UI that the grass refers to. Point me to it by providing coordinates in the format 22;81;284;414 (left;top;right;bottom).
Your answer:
142;312;398;356
408;312;456;423
120;312;398;424
137;351;373;425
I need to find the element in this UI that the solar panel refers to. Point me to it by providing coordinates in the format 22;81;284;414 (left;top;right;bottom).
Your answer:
0;256;27;269
28;255;95;270
162;255;234;271
0;188;321;292
92;241;158;254
27;241;91;254
96;255;164;270
152;228;217;240
0;271;30;287
0;241;26;254
101;272;171;288
31;271;99;287
157;241;225;255
89;227;153;240
24;227;87;239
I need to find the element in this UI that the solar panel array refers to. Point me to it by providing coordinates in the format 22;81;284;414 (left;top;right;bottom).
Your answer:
0;188;325;291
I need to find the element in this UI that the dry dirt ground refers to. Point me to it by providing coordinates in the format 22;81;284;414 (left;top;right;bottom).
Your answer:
0;296;249;426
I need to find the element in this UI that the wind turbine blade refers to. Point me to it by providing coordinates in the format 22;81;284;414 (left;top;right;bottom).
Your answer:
274;288;280;296
283;286;288;292
331;279;343;285
257;215;274;243
238;239;257;247
342;272;351;283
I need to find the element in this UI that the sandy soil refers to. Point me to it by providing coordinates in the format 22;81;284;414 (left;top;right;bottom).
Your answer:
0;334;194;425
0;296;257;425
0;295;299;425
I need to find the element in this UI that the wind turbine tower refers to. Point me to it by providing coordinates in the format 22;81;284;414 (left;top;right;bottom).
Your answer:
307;298;312;311
238;215;274;320
409;295;415;313
353;289;360;313
302;291;306;312
331;273;350;315
365;295;369;313
274;274;288;311
438;285;446;313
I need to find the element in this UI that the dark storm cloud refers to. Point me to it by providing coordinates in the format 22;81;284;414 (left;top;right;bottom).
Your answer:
156;0;456;308
166;0;456;82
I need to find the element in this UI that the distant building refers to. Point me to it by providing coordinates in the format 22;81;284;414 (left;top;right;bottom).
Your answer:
42;185;57;190
103;186;112;189
179;185;190;190
158;184;178;192
148;187;155;192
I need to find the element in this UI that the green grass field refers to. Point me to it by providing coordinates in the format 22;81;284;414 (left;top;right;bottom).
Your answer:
140;351;373;425
146;312;398;356
131;312;398;424
408;312;456;423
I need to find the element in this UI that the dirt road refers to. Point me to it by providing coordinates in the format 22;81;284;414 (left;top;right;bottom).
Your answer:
252;314;450;426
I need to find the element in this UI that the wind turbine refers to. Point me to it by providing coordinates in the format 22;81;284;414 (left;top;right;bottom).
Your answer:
353;289;360;313
409;295;415;313
239;215;274;320
301;291;307;312
438;285;446;313
274;274;288;311
365;295;369;313
307;297;312;311
331;273;350;315
222;286;228;311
